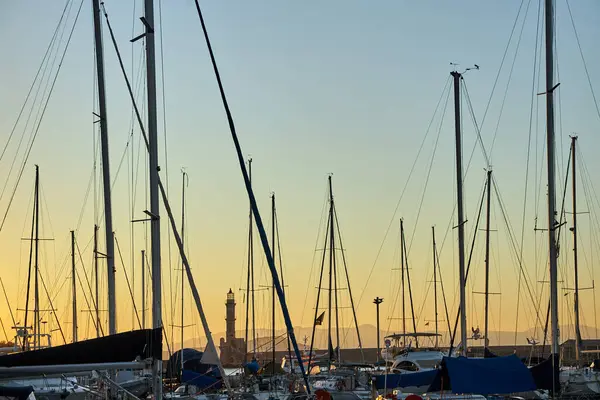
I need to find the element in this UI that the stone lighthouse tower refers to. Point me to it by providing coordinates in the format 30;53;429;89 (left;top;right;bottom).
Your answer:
219;289;245;366
226;288;236;341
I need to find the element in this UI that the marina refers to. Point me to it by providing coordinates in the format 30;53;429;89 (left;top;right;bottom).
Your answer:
1;0;599;399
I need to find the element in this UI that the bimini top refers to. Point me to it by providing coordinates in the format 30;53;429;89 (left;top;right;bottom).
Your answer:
385;332;441;339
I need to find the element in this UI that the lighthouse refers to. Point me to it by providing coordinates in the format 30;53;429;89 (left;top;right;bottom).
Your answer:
226;288;236;341
219;289;245;366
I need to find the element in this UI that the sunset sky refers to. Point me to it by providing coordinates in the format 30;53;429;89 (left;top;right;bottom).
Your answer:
0;0;599;351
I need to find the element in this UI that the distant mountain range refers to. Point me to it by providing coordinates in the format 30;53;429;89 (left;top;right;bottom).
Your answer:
168;323;598;357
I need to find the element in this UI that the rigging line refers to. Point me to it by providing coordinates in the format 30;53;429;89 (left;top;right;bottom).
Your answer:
0;277;18;339
449;175;487;352
488;0;532;160
274;204;287;299
442;167;489;318
23;173;37;349
520;0;542;333
578;150;600;226
0;0;71;165
556;146;572;241
101;4;149;150
0;9;65;206
273;200;293;356
577;151;600;226
39;183;56;243
102;0;241;371
158;0;177;352
385;229;401;330
333;205;363;358
75;237;104;336
300;181;329;325
491;176;545;329
114;235;142;329
407;81;452;254
38;270;66;344
578;159;600;278
514;255;523;348
75;166;95;232
138;246;174;361
435;240;452;342
157;0;175;339
414;260;433;329
357;76;452;308
74;252;98;334
275;209;293;361
0;316;7;342
402;224;418;345
307;205;331;369
16;183;36;306
479;0;527;131
191;0;309;382
462;79;491;168
0;0;85;234
2;0;76;204
111;140;130;192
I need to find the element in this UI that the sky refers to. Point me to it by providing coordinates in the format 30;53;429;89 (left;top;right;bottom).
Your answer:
0;0;599;350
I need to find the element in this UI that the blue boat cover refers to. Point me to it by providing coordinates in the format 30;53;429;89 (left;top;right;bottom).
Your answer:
373;370;438;390
0;385;34;400
429;355;536;395
182;369;222;389
244;360;260;374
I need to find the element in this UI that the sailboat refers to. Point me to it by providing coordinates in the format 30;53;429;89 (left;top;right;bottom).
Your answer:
373;67;470;398
558;137;600;395
303;176;371;399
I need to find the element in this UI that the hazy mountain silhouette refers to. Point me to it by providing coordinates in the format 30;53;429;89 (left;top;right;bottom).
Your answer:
172;323;598;355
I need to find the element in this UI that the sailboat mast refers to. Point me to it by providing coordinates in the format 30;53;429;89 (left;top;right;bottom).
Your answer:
34;165;40;350
333;222;341;363
327;175;334;369
244;161;250;358
181;170;187;369
71;230;78;343
402;221;419;348
484;169;492;352
249;159;256;356
271;193;276;377
401;219;406;338
91;0;116;336
451;70;468;355
544;0;560;360
23;167;37;351
94;224;100;337
571;136;581;362
141;249;145;329
330;180;341;362
432;226;438;348
143;0;163;397
275;201;293;362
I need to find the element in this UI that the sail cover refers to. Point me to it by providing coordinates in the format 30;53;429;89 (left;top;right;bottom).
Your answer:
0;328;161;367
428;355;536;395
529;354;560;393
0;385;34;400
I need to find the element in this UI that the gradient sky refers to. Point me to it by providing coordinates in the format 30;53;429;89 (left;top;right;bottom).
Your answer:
0;0;599;350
